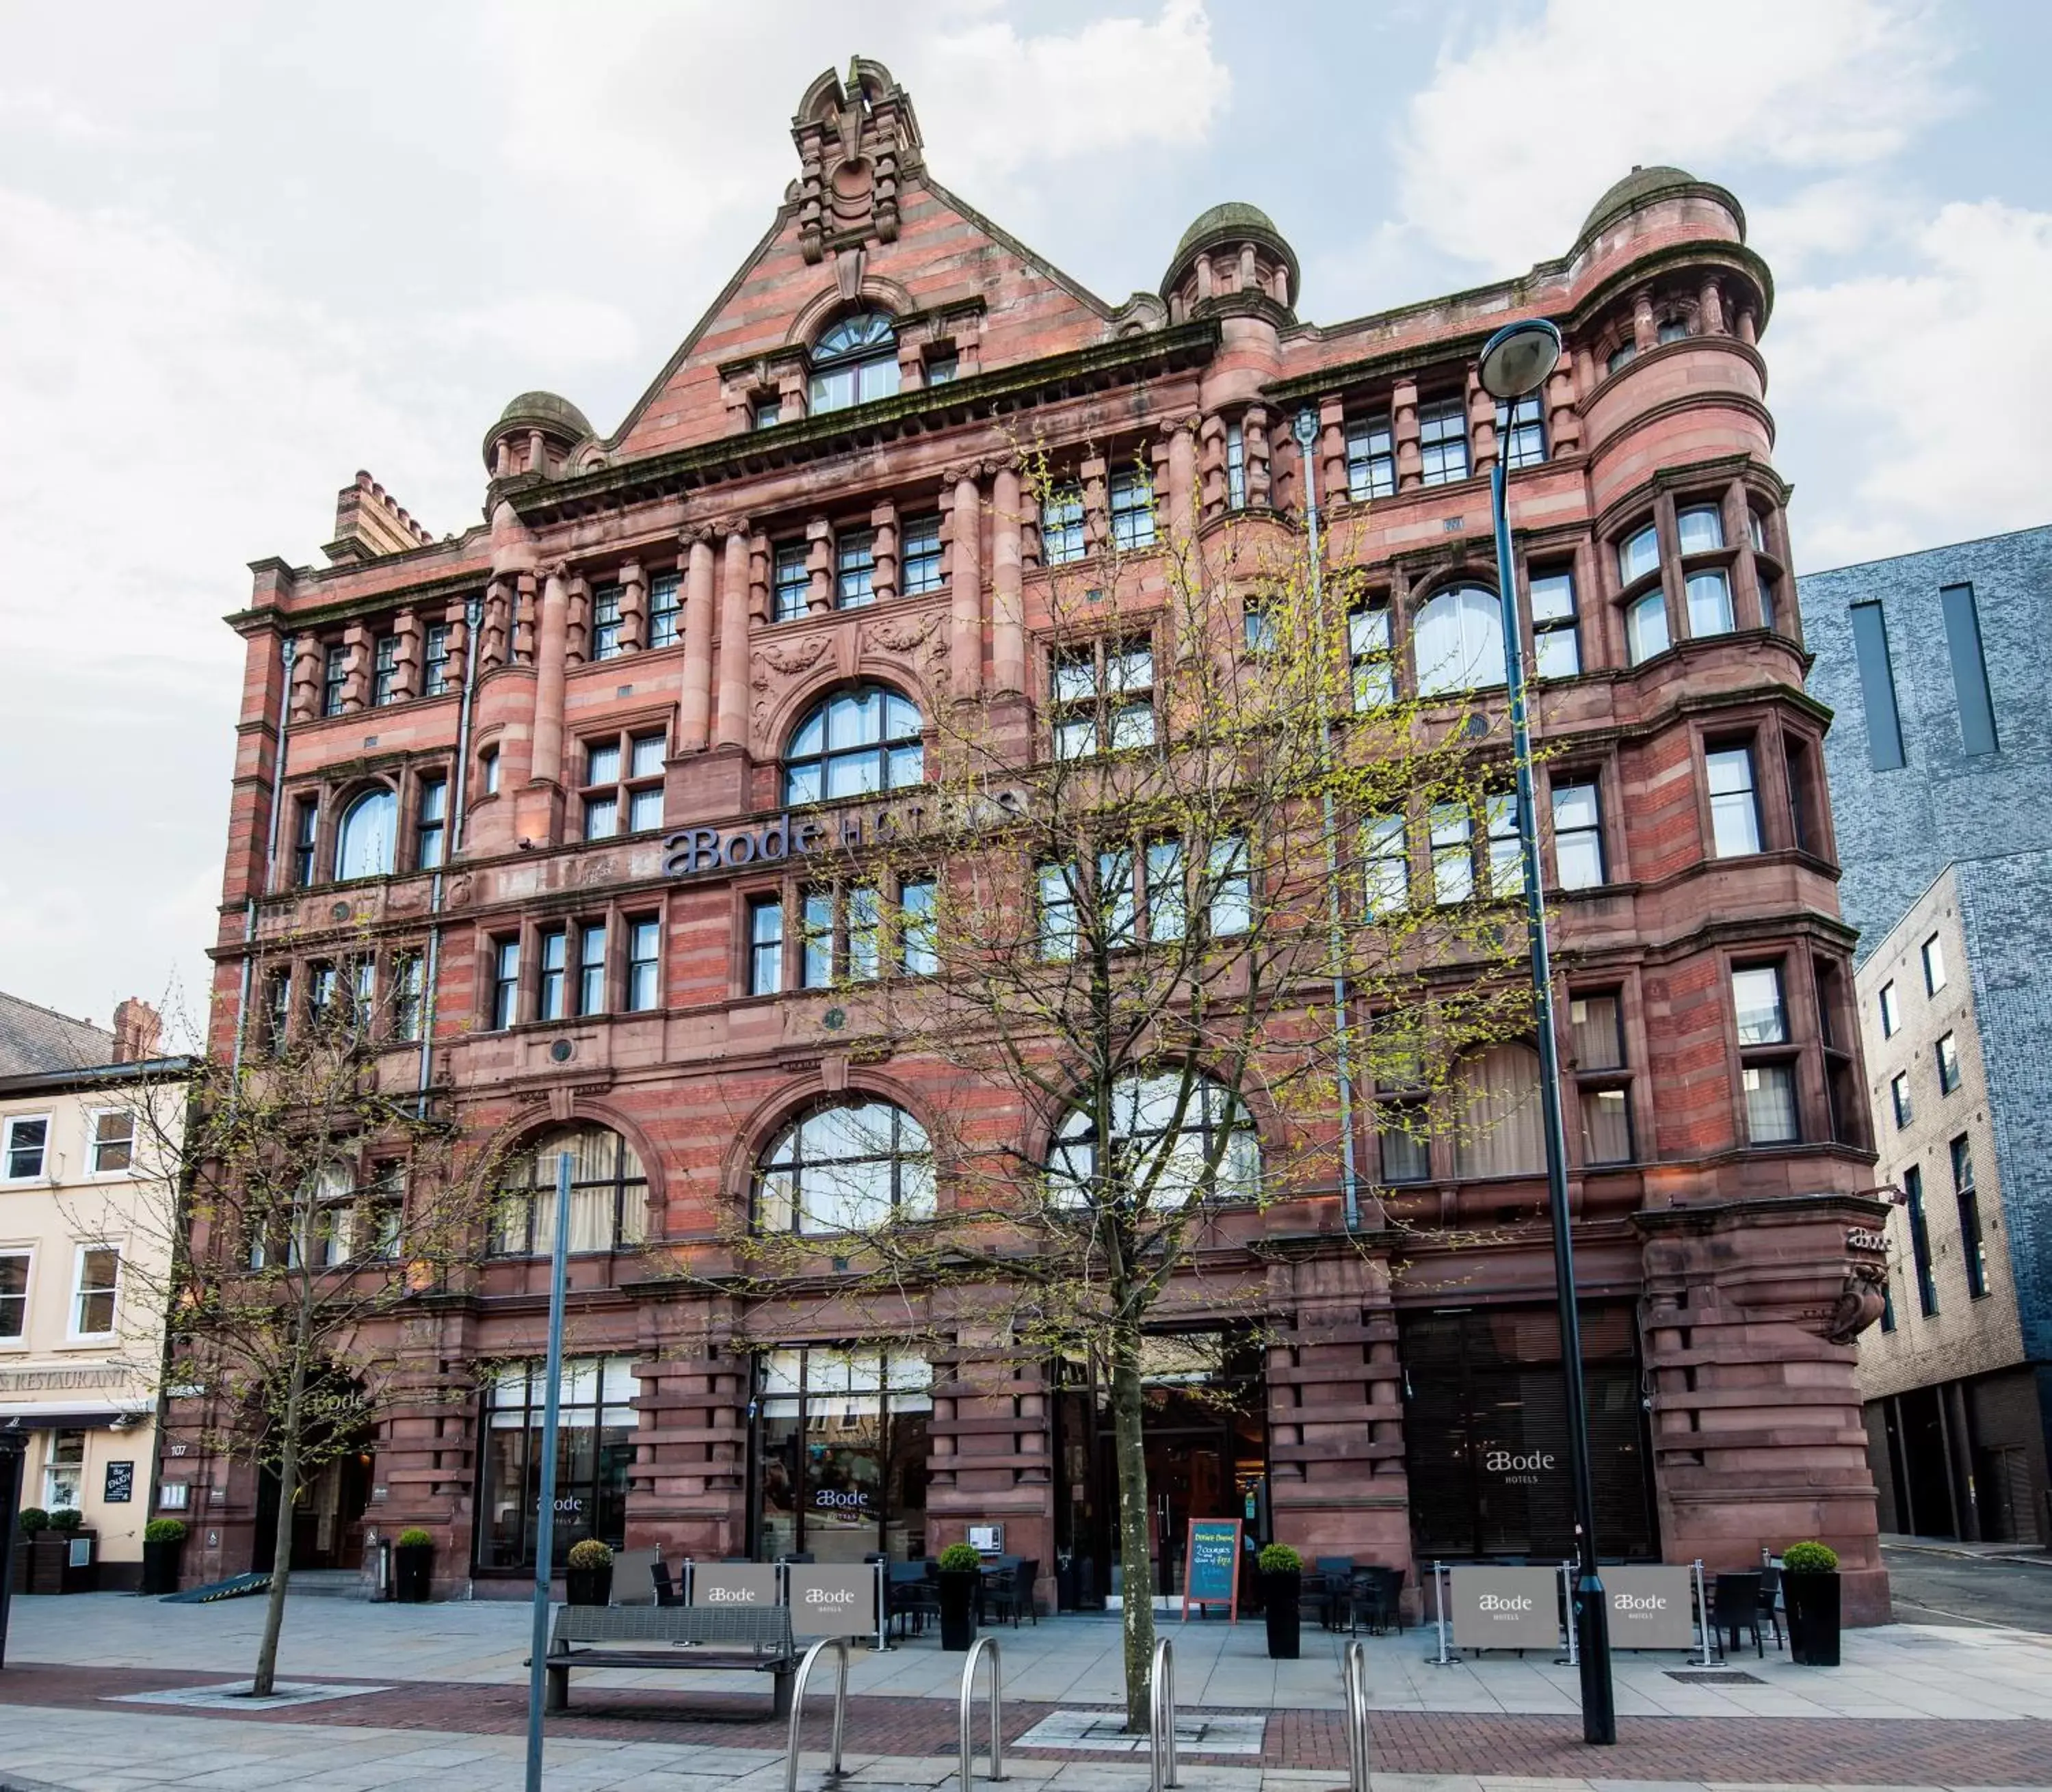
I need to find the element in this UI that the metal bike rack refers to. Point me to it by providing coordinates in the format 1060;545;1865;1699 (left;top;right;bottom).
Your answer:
783;1635;850;1792
957;1635;1005;1785
1341;1639;1371;1792
1149;1635;1179;1792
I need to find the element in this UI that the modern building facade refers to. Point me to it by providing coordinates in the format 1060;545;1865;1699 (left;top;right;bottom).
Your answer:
1;994;186;1590
1800;524;2052;1544
172;66;1893;1617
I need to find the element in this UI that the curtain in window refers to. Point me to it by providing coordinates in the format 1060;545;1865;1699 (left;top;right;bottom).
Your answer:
334;789;397;880
1452;1044;1545;1177
1413;585;1507;695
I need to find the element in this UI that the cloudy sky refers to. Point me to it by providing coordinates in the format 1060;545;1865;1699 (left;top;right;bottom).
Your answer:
3;0;2047;1033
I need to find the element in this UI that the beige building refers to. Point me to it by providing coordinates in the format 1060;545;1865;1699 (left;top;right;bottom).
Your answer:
1;992;188;1590
1853;869;2045;1542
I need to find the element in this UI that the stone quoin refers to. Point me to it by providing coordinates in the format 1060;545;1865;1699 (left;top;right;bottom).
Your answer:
169;61;1891;1624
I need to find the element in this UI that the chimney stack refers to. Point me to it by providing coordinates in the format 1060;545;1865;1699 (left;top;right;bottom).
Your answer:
111;999;161;1065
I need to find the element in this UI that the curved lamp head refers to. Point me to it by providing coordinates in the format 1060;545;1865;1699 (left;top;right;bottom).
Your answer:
1477;318;1563;401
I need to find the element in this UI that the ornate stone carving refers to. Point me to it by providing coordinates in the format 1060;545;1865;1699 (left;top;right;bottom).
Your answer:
751;635;832;687
1824;1267;1889;1345
791;61;919;263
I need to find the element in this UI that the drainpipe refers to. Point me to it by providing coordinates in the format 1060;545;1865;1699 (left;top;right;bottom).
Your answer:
415;595;485;1107
1293;410;1361;1235
230;633;295;1084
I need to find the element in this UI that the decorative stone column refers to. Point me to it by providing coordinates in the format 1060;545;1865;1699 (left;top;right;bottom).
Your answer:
714;521;752;750
1243;404;1273;511
679;528;717;750
1724;479;1766;629
870;500;900;606
619;560;648;655
530;563;570;791
1317;395;1347;511
806;518;834;616
288;637;322;723
947;466;983;700
1466;368;1497;481
1699;279;1727;337
564;574;590;668
991;464;1026;696
1632;287;1657;353
1391;378;1422;490
1166;421;1198;547
479;579;512;674
391;609;421;704
339;623;371;713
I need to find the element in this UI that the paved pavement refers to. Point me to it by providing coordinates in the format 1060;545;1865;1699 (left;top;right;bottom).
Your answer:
1880;1538;2052;1635
1;1594;2050;1791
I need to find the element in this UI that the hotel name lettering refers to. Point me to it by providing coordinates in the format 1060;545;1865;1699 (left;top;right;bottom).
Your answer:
663;791;1024;879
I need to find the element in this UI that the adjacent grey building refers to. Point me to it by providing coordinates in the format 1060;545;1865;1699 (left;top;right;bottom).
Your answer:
1800;523;2052;1544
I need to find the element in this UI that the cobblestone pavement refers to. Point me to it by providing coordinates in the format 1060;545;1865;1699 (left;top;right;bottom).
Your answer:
1;1663;2050;1788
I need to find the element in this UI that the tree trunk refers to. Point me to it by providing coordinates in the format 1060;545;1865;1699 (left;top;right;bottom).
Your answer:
251;1349;307;1698
1109;1332;1155;1735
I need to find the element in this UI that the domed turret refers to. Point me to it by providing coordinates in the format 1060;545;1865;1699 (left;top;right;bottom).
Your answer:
1577;164;1745;247
484;391;595;477
1161;201;1299;324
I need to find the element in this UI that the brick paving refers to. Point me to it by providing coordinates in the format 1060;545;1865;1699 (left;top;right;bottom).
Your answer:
1;1662;2049;1784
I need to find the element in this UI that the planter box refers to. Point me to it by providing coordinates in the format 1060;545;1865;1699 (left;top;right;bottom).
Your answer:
1261;1569;1302;1659
564;1564;613;1607
394;1543;434;1604
938;1570;979;1650
1785;1571;1841;1667
140;1539;184;1597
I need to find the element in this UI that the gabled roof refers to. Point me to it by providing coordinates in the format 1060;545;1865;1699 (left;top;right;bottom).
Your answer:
0;990;114;1078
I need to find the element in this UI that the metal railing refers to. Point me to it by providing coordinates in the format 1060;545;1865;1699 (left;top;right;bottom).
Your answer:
783;1635;850;1792
1149;1635;1179;1792
1342;1639;1371;1792
958;1634;1005;1785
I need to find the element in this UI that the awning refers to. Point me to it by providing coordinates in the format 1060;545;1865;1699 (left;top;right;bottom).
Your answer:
0;1402;151;1429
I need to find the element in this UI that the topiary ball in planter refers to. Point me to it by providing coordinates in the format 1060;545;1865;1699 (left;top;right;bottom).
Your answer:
1780;1540;1841;1667
936;1542;982;1650
564;1538;614;1607
47;1509;83;1533
1257;1544;1303;1660
141;1519;187;1597
18;1507;49;1536
393;1528;435;1603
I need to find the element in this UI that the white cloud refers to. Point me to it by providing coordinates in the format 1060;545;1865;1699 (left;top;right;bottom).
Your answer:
1393;0;1955;274
1770;199;2052;566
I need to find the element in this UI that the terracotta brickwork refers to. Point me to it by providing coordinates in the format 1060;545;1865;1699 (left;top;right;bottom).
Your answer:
173;73;1888;1617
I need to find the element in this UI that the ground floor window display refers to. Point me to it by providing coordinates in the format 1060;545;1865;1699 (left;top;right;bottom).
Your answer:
1400;1302;1657;1561
477;1354;637;1570
754;1347;930;1563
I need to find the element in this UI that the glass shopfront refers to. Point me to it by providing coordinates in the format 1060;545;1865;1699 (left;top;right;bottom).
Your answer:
477;1355;637;1571
754;1347;930;1563
1399;1303;1657;1561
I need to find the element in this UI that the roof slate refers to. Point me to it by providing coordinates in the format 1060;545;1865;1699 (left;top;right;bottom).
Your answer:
0;990;115;1077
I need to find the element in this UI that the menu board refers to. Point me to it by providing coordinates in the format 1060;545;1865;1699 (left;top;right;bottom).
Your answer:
1181;1517;1241;1621
103;1460;135;1504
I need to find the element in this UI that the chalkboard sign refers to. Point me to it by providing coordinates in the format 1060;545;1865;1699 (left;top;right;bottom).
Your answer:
103;1460;135;1504
1181;1517;1241;1622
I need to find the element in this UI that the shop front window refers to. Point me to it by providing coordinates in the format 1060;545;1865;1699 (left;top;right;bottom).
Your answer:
477;1355;637;1572
754;1345;930;1564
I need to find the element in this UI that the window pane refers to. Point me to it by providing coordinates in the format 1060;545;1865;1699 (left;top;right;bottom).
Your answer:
586;743;620;787
1552;780;1604;890
1529;572;1575;624
627;787;663;832
1415;585;1505;695
1146;841;1187;940
1569;994;1624;1069
92;1111;135;1174
1676;505;1725;554
847;886;880;982
1705;748;1761;856
1627;590;1669;663
334;789;397;881
1363;816;1408;917
1430;804;1473;904
802;892;834;987
1732;966;1787;1044
1485;792;1522;897
1619;525;1659;584
583;794;618;839
6;1118;47;1180
1686;570;1733;636
1848;601;1907;771
1879;981;1899;1037
899;880;938;974
1923;934;1946;992
1579;1088;1632;1164
1379;1122;1429;1183
1743;1063;1799;1144
631;735;666;778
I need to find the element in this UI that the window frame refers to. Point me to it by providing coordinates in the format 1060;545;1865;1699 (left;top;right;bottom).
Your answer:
494;1126;649;1257
1569;989;1635;1168
648;570;682;649
89;1109;135;1176
371;633;401;707
1705;742;1763;858
1904;1163;1938;1315
415;774;448;872
69;1241;120;1341
782;685;925;807
0;1248;29;1344
589;583;625;661
1051;637;1156;760
1416;395;1471;487
333;786;398;882
321;644;347;717
1345;413;1395;501
1879;981;1899;1038
1108;465;1156;551
1529;566;1580;680
1551;776;1606;891
627;915;662;1013
1041;483;1086;566
423;621;453;696
1412;583;1506;696
772;542;811;622
579;728;668;841
1935;1031;1962;1096
488;936;521;1031
807;310;900;414
1496;393;1547;469
1951;1135;1988;1299
900;513;945;596
1890;1071;1913;1130
835;529;878;609
1921;933;1947;994
1732;960;1800;1146
3;1114;51;1182
756;1098;934;1237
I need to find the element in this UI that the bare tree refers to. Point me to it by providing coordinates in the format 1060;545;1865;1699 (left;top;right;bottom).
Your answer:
114;960;512;1696
667;456;1536;1728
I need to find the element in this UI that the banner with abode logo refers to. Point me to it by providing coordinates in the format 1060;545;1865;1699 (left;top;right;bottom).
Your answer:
689;1564;779;1609
1446;1565;1559;1650
1602;1566;1697;1650
785;1565;878;1636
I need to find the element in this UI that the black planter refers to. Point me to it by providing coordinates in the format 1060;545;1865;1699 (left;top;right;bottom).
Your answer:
141;1539;184;1597
1261;1569;1302;1659
565;1564;613;1607
938;1569;979;1650
1785;1571;1841;1666
394;1542;434;1603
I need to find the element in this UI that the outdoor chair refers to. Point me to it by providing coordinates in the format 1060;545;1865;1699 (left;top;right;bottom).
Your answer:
1756;1564;1785;1651
1347;1565;1404;1635
886;1561;939;1639
650;1559;684;1607
1314;1557;1355;1631
1713;1571;1765;1658
989;1557;1039;1626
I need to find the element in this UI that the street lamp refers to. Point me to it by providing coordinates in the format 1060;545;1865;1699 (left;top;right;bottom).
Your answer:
1477;316;1617;1745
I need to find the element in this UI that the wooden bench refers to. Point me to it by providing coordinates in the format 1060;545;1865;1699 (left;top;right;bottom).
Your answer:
542;1604;798;1717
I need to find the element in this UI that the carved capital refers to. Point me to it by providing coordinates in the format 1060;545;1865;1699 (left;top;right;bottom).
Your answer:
536;559;570;584
712;514;751;542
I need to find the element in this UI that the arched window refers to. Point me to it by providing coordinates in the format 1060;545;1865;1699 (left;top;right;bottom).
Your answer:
784;686;924;805
1451;1044;1544;1178
494;1124;648;1256
809;310;899;413
1413;585;1506;696
333;788;397;881
1049;1074;1259;1209
757;1100;933;1236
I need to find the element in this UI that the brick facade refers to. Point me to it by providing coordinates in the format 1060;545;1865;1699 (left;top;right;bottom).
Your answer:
166;78;1889;1618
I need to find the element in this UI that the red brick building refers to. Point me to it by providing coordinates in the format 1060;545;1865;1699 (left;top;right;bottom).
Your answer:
172;62;1892;1618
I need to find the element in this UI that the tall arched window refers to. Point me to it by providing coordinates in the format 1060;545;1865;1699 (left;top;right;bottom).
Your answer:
1413;585;1507;696
784;686;924;804
809;311;899;413
333;788;397;881
1451;1044;1544;1178
494;1124;648;1255
757;1100;934;1235
1049;1074;1259;1209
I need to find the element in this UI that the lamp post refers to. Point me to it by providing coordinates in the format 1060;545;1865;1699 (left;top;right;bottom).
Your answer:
1476;317;1616;1745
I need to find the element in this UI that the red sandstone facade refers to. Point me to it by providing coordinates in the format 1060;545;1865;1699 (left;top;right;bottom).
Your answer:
172;63;1891;1617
